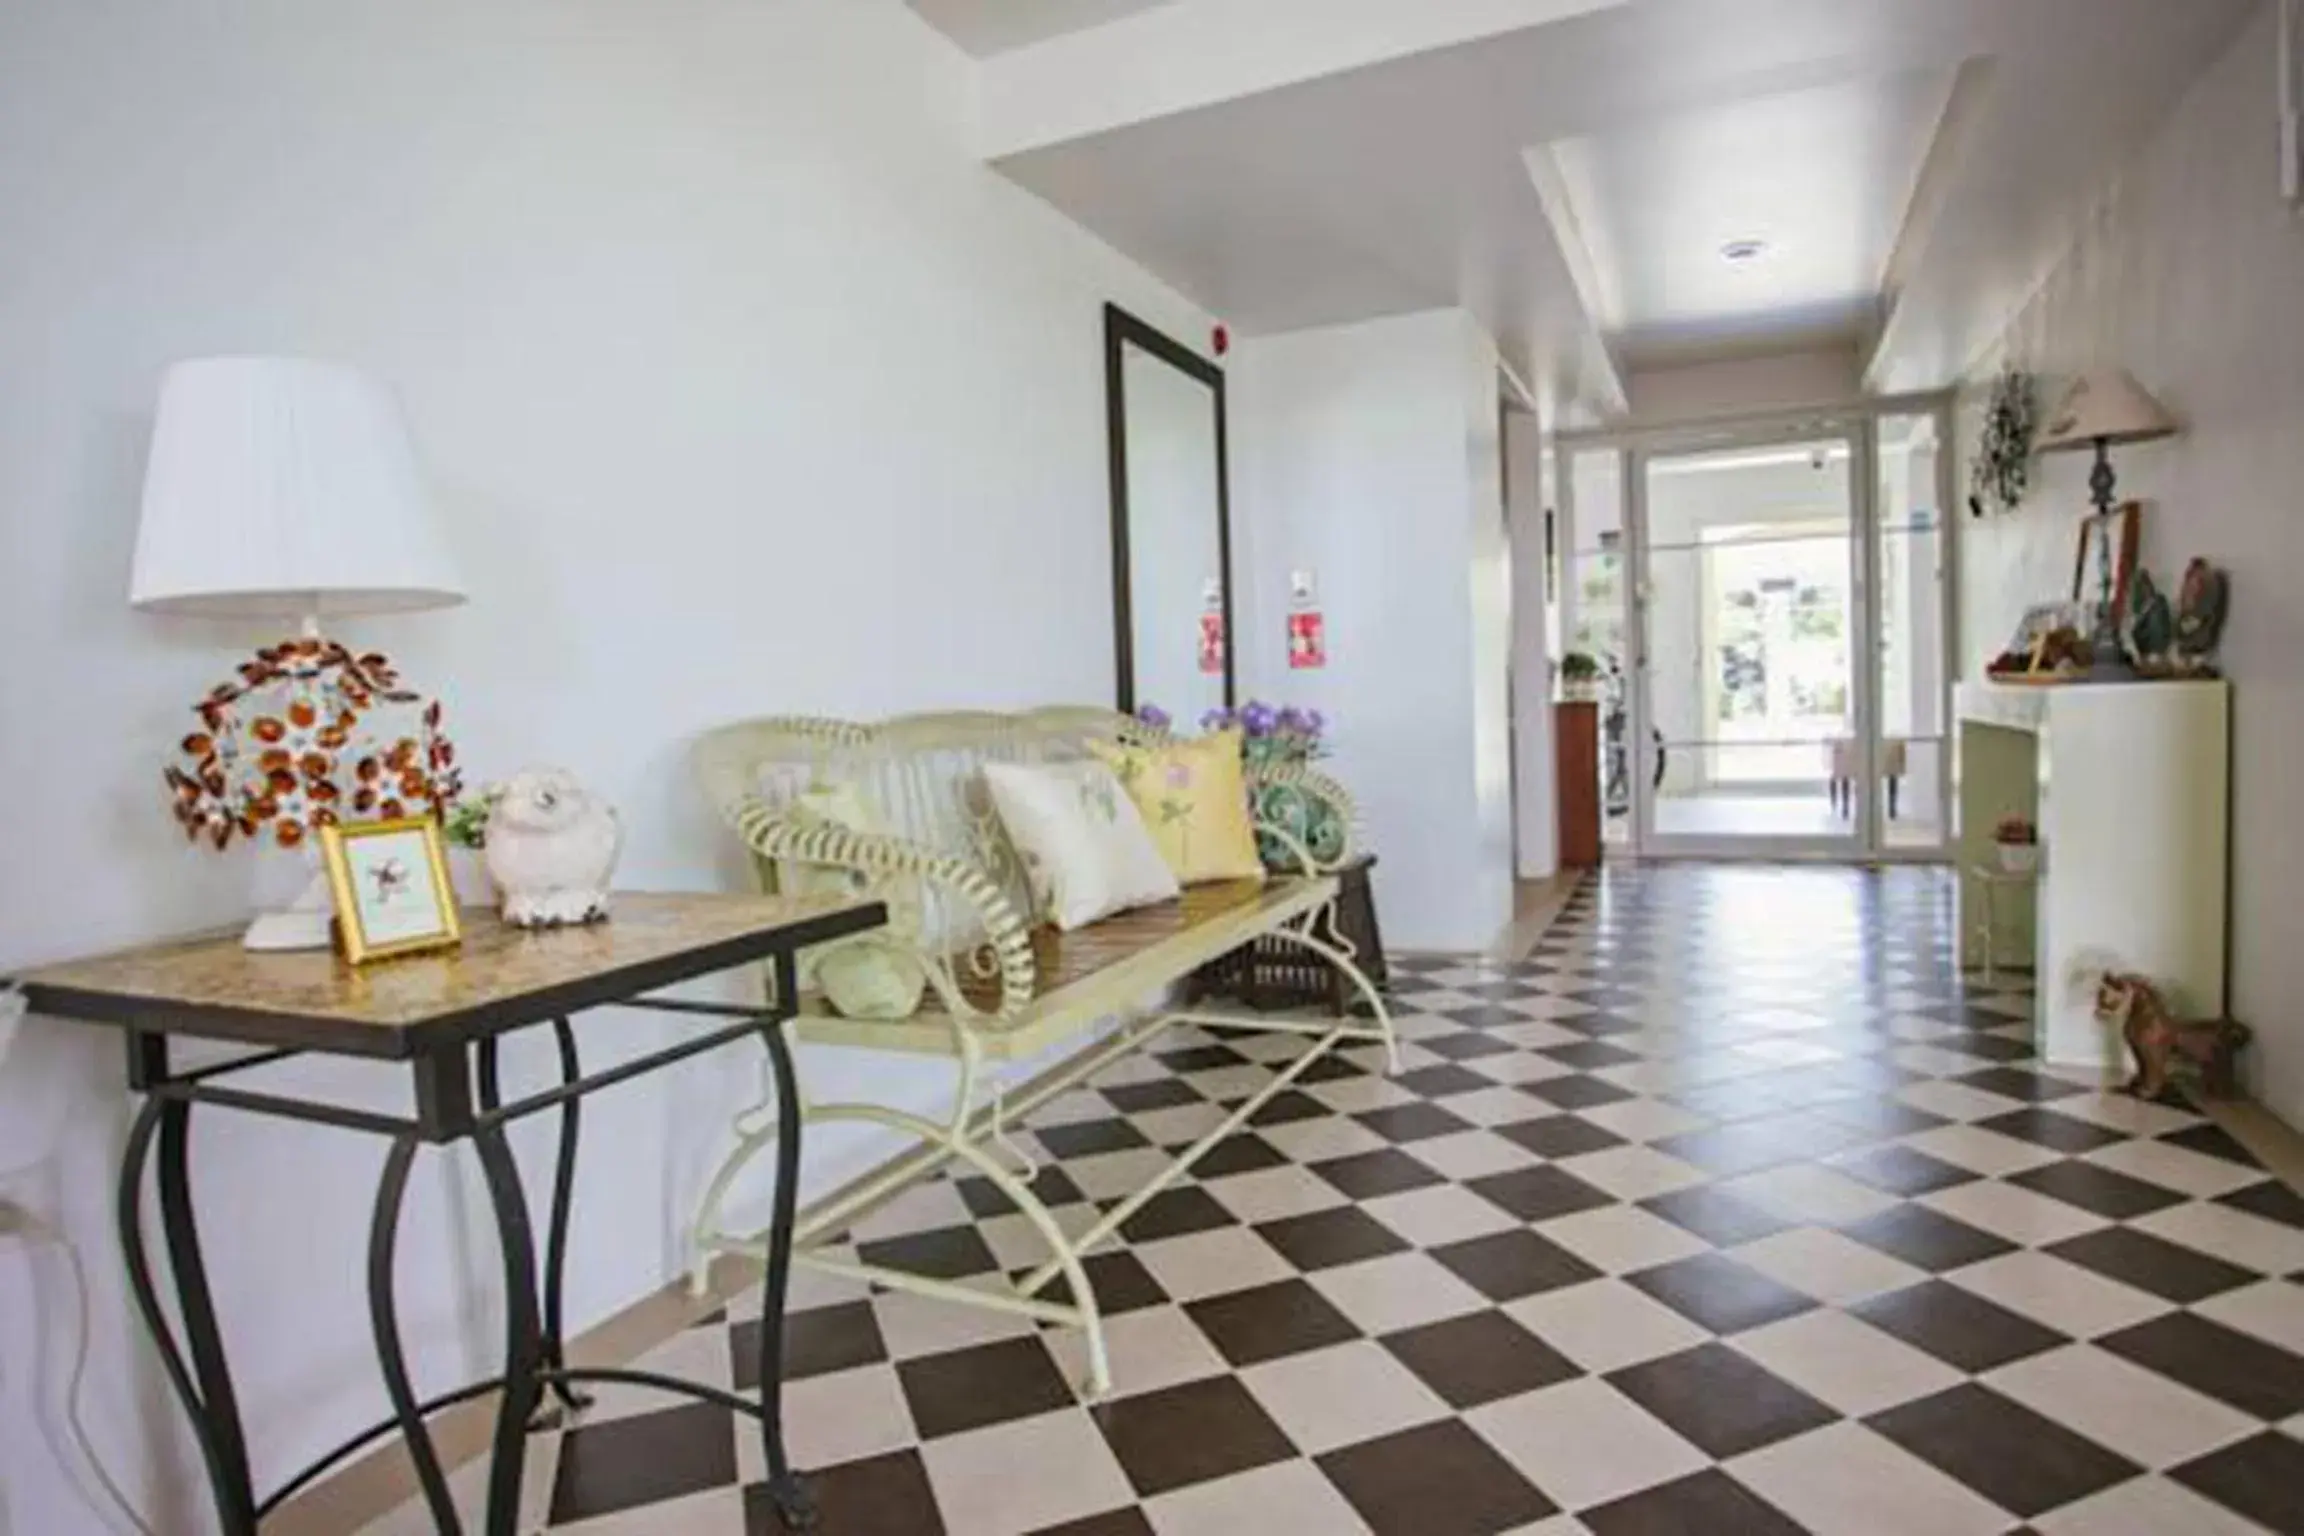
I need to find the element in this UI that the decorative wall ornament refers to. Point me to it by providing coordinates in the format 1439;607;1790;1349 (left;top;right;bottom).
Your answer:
2126;568;2176;668
1969;365;2038;517
163;639;458;850
2174;558;2231;673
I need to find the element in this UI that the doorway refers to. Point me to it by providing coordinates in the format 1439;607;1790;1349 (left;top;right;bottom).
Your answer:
1555;400;1953;861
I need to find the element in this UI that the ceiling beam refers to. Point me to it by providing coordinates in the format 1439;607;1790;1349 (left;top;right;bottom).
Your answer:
1522;145;1628;340
976;0;1630;159
1862;55;1997;390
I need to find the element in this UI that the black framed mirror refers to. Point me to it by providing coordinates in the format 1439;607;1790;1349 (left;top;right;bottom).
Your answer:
1105;303;1234;718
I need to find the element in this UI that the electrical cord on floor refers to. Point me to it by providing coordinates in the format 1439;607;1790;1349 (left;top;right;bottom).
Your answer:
1;982;159;1536
0;1197;160;1536
0;985;22;1073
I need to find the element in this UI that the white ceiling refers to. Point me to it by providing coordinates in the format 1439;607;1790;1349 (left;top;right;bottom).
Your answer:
906;0;1178;58
971;0;2256;420
1541;65;1959;366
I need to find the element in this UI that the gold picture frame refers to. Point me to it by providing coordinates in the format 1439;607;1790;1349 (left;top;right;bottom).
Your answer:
319;816;462;964
2071;499;2143;631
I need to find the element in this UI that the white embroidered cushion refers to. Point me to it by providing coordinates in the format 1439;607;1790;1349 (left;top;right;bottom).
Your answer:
981;759;1180;931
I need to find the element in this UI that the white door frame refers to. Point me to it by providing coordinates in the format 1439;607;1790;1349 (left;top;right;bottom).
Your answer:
1555;394;1958;864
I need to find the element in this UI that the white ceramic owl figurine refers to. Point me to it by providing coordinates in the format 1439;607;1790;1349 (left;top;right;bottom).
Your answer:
482;768;622;928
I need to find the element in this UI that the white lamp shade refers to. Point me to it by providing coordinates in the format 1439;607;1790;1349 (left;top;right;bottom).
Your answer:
2036;368;2179;453
131;357;464;619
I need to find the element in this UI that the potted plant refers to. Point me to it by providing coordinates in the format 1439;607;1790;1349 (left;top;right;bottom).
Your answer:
441;791;499;906
1993;813;2039;875
1560;651;1602;702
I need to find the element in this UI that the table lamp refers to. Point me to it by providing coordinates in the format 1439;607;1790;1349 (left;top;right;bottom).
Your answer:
2036;367;2177;676
132;357;466;949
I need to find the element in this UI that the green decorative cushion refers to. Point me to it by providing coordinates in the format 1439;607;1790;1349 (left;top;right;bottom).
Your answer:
815;941;928;1021
782;782;927;1021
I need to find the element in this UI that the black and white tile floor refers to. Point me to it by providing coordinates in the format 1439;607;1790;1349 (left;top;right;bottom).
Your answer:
371;865;2304;1534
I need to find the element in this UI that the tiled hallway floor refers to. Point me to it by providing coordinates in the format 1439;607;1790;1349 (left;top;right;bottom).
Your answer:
376;866;2304;1534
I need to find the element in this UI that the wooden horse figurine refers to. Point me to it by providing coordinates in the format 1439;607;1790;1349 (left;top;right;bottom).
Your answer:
2094;972;2252;1101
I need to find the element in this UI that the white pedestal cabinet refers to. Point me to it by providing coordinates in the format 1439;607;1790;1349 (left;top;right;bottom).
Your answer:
1955;680;2230;1073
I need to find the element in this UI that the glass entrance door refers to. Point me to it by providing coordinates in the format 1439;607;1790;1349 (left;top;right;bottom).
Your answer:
1872;410;1953;852
1556;399;1956;863
1559;447;1636;851
1633;431;1867;854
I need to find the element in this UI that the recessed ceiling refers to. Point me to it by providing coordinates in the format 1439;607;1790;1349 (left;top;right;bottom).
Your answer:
906;0;1179;58
1538;65;1961;366
971;0;2256;419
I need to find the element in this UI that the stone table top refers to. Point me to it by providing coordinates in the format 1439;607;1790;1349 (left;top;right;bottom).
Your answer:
17;891;883;1058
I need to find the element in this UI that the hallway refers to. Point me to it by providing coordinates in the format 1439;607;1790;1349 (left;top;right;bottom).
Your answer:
381;866;2304;1534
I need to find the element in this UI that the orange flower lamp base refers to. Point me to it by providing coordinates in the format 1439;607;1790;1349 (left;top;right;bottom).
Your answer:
162;635;462;950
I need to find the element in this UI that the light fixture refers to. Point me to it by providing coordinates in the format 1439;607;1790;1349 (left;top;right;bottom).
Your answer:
133;356;466;948
2037;366;2179;677
1719;238;1769;264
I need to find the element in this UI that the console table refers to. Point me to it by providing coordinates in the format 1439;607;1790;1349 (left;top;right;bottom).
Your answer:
1954;679;2230;1070
16;890;882;1536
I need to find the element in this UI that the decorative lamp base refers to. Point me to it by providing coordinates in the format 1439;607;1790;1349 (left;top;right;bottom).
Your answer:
243;869;336;952
2083;442;2133;681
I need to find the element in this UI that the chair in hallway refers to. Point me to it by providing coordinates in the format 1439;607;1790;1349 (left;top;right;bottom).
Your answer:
1828;736;1907;819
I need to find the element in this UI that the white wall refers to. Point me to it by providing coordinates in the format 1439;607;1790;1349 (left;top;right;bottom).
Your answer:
1506;411;1559;878
1230;310;1516;951
1958;0;2304;1126
1622;345;1863;425
1464;331;1517;917
0;3;1209;1530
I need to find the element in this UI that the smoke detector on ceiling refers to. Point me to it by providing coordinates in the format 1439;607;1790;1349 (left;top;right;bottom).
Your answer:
1719;238;1769;264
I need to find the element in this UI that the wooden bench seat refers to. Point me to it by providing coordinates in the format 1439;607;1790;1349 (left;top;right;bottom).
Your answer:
793;875;1338;1060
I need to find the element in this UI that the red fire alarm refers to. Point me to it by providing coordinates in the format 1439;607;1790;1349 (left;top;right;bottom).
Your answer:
1211;325;1230;358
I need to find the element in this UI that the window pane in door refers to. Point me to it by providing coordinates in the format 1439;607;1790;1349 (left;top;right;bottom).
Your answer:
1877;412;1950;850
1564;449;1633;846
1644;440;1858;844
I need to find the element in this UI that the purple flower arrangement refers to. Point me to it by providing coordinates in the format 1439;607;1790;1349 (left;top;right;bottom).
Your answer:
1136;700;1330;771
1197;701;1326;744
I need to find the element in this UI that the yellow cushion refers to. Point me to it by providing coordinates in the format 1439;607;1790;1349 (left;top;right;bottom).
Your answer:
1088;729;1265;886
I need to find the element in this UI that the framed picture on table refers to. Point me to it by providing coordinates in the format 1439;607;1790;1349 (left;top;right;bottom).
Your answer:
320;816;462;964
2071;500;2143;632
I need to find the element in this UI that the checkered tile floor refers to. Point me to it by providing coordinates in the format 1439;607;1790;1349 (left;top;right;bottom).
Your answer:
370;865;2304;1535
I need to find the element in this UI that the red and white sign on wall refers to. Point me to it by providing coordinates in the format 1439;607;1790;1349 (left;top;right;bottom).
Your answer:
1199;611;1226;675
1288;611;1326;670
1199;576;1227;674
1287;569;1326;670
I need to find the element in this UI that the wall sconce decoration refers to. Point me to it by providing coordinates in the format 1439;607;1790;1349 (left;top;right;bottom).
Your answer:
1969;365;2038;518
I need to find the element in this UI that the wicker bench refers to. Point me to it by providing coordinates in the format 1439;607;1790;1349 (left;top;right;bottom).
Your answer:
686;707;1394;1397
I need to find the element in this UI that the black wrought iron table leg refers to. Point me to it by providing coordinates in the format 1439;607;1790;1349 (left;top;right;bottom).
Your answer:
474;1115;546;1535
117;1093;260;1535
479;1030;592;1428
756;969;818;1531
370;1134;462;1531
538;1017;593;1417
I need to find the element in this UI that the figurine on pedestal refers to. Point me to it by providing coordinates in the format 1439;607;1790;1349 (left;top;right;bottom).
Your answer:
2173;558;2230;675
2093;972;2251;1102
